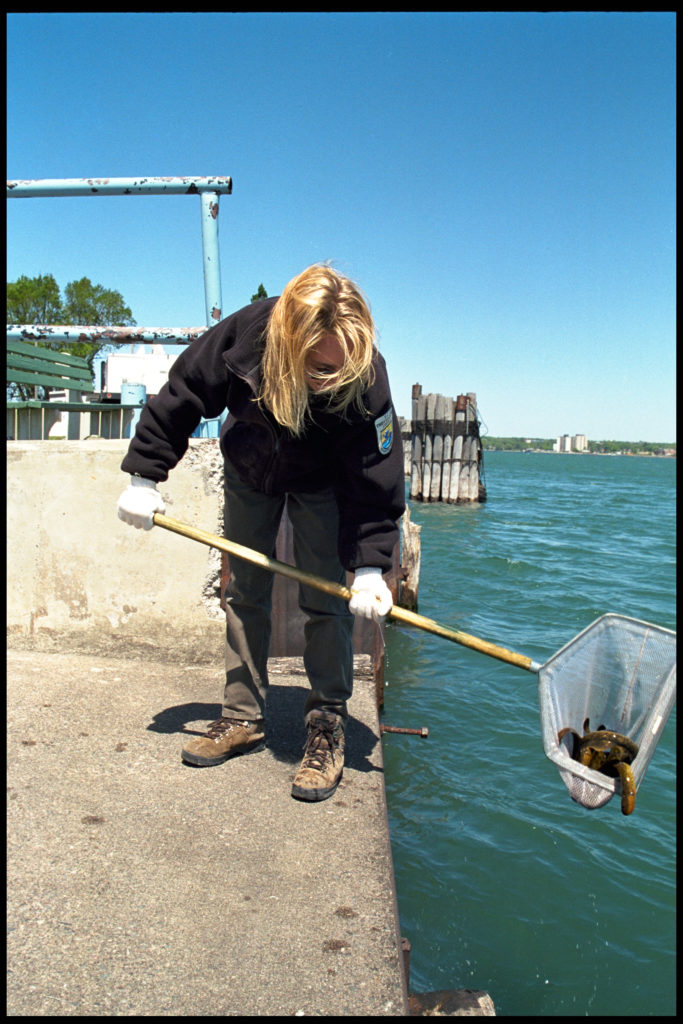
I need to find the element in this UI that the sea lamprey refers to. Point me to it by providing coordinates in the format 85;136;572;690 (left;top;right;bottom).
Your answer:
558;718;639;816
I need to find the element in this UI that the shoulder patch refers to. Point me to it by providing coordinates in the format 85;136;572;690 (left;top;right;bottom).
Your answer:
374;409;394;454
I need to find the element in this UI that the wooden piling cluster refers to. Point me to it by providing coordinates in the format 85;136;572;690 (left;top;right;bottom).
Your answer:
409;385;486;503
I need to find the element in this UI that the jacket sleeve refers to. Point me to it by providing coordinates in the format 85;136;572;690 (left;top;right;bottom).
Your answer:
120;304;268;482
333;355;406;572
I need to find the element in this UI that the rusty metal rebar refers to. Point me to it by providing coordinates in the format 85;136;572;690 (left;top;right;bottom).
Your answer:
380;725;429;738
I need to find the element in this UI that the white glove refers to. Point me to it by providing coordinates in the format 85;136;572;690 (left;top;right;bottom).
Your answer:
349;567;393;621
117;476;166;530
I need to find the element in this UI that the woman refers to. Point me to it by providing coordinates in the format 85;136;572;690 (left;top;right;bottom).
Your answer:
117;264;405;801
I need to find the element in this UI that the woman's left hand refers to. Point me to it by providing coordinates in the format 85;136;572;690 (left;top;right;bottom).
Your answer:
349;568;393;621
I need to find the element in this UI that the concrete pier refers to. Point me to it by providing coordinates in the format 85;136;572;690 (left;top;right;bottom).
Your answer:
7;648;408;1016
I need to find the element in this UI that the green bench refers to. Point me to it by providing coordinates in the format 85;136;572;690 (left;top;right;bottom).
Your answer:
6;337;118;439
6;337;95;396
6;337;154;441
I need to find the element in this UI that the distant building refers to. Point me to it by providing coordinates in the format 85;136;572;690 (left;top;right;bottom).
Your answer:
554;433;588;452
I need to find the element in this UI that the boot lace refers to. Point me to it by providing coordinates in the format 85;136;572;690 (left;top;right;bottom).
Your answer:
302;721;339;771
206;717;248;739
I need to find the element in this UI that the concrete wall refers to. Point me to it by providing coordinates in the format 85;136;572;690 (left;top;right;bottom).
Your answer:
7;440;227;663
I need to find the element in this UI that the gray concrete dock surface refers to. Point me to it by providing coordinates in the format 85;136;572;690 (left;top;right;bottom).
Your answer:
7;648;408;1016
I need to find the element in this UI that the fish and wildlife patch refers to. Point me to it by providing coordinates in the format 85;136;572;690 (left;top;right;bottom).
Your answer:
375;409;394;454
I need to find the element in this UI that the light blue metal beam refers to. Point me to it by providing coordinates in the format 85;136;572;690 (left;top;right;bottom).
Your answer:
6;326;206;345
6;176;232;198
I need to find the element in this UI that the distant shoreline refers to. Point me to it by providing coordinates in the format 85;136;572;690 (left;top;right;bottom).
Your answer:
396;420;674;457
479;437;675;457
482;447;675;458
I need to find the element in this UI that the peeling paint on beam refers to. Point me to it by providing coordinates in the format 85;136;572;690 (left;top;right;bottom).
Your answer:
6;176;233;198
6;325;208;345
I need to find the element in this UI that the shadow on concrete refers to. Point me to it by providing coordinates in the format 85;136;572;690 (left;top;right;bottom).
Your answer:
146;701;223;737
147;682;382;774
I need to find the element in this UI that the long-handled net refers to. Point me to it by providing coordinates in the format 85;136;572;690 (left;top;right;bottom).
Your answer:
538;614;676;813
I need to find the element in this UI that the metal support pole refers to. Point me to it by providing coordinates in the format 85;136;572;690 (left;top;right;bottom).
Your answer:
200;191;223;325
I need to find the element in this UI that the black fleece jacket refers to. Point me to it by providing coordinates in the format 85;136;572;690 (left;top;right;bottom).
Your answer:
121;298;406;572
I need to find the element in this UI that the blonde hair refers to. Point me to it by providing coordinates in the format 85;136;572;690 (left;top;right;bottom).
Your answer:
259;264;376;435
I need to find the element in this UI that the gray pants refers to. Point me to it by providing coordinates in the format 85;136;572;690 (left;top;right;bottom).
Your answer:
222;461;354;723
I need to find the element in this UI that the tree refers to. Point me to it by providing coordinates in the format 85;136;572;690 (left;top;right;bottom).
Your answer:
251;283;268;302
7;273;62;323
58;276;135;372
62;276;135;328
7;273;136;399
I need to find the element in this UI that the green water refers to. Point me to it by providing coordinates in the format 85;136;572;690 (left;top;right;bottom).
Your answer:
382;452;676;1016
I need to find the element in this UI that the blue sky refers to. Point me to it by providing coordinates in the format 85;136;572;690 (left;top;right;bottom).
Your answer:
7;12;676;441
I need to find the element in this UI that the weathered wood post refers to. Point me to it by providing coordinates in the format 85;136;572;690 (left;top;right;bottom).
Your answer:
421;393;436;501
399;504;421;611
440;397;454;503
429;395;445;501
463;393;481;501
459;433;473;501
410;386;424;501
448;396;466;502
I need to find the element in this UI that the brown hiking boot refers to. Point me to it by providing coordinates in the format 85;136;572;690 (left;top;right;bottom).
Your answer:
181;716;265;767
291;710;345;802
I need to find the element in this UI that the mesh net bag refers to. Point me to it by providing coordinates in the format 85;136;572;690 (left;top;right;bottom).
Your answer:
538;614;676;810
